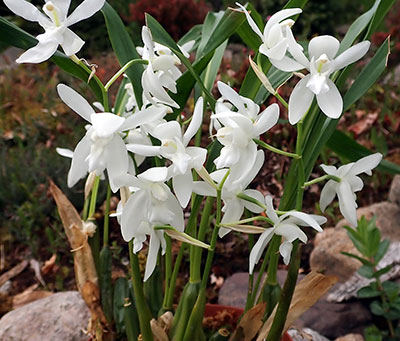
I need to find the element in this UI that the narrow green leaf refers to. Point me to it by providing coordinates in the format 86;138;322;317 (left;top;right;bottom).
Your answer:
178;24;203;47
197;11;225;59
102;2;144;107
341;252;371;266
365;0;396;39
370;300;385;315
113;277;130;334
327;130;400;174
202;40;228;91
343;37;390;111
373;265;392;278
338;0;381;54
113;77;130;115
283;0;308;10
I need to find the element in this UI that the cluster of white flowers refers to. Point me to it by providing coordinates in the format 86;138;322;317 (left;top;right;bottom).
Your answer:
4;0;383;279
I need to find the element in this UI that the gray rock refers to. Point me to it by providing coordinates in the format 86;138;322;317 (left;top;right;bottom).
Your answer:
388;174;400;206
288;328;330;341
0;291;90;341
335;334;364;341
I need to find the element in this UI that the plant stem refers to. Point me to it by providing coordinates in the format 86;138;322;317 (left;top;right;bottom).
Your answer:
245;234;255;312
303;174;341;188
162;235;172;309
274;92;288;109
103;184;111;247
165;244;186;310
254;139;300;159
88;176;100;219
105;59;148;91
237;192;267;210
128;241;153;341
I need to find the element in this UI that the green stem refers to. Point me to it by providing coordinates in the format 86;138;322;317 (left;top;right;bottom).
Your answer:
162;235;172;309
253;139;300;159
103;184;111;247
165;243;186;310
245;234;255;312
265;242;300;341
88;176;100;219
192;197;215;281
82;195;90;221
188;195;204;282
237;192;267;210
105;59;148;91
303;174;341;188
221;215;272;226
295;120;305;210
128;241;153;341
274;92;288;109
250;243;272;307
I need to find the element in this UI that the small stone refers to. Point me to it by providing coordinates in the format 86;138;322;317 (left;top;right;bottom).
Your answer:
388;174;400;206
335;333;364;341
0;291;90;341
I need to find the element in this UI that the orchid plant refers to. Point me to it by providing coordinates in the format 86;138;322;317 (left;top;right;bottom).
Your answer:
1;0;394;340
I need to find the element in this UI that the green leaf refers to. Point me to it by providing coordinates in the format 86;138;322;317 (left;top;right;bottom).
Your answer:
373;265;392;278
364;325;383;341
365;0;396;39
283;0;308;10
327;130;400;174
370;300;385;316
113;277;130;334
341;252;371;266
342;225;368;256
113;77;130;115
102;2;144;107
197;11;225;59
338;0;381;54
0;17;104;101
357;284;381;298
375;239;390;263
99;246;113;324
178;24;203;48
343;37;390;111
358;265;376;279
202;40;228;91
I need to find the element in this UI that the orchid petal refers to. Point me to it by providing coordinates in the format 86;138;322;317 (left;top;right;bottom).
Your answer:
284;211;323;232
242;189;265;213
265;195;279;223
217;82;246;113
126;144;161;157
249;228;274;274
254;103;279;136
144;231;161;281
316;79;343;119
56;147;73;158
173;172;193;208
269;55;305;72
235;2;263;39
50;0;71;19
16;41;59;64
104;135;129;192
279;241;293;265
66;0;105;26
308;35;340;60
4;0;51;26
337;180;358;227
286;27;309;67
348;176;364;192
152;121;182;141
67;134;90;187
165;193;185;231
288;75;314;125
319;180;337;212
61;28;84;56
138;167;169;183
334;41;370;71
183;97;204;146
121;190;148;242
320;164;337;176
90;113;125;138
264;8;302;36
57;84;95;122
192;181;217;197
348;153;382;176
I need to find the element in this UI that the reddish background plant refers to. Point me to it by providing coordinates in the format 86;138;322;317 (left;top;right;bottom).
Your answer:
126;0;210;40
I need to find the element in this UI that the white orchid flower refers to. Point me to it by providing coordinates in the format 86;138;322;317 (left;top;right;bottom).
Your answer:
320;153;382;227
140;26;181;108
212;82;279;182
119;167;184;281
4;0;105;63
236;2;303;70
127;97;207;207
249;196;326;273
285;34;370;124
193;150;266;238
57;84;168;192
